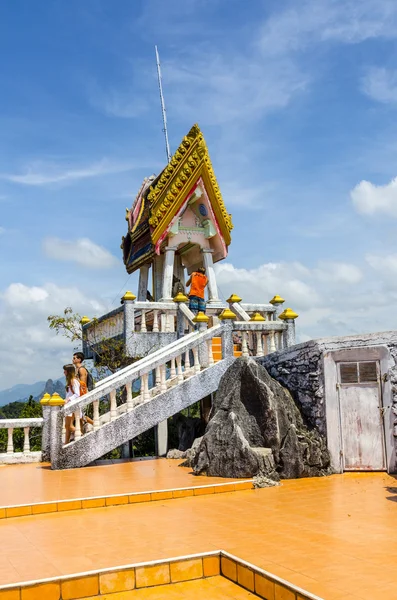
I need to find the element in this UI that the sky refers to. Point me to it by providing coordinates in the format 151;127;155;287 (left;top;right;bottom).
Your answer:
2;0;397;388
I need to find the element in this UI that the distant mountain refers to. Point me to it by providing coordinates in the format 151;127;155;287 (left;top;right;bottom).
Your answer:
0;378;64;407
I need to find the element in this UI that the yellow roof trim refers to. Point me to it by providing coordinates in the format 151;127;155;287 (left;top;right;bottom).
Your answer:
147;124;233;246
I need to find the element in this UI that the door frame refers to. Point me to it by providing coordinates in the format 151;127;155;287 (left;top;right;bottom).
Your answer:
323;345;395;474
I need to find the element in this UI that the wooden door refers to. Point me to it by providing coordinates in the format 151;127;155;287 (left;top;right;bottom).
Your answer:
337;361;386;471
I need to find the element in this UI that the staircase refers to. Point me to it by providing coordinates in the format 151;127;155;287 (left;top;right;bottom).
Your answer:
2;297;296;469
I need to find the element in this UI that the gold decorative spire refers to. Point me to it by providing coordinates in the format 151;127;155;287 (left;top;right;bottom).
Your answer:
250;312;266;322
80;316;91;325
219;308;236;320
173;292;189;303
269;295;285;305
122;291;136;302
227;294;242;303
193;311;209;323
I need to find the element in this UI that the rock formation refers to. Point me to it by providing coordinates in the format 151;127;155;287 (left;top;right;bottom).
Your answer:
188;358;331;480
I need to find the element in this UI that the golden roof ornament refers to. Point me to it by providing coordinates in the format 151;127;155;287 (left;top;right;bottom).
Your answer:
283;308;299;320
219;308;236;320
122;291;136;302
80;316;91;325
269;295;285;305
48;393;65;406
250;312;266;322
173;292;189;303
227;294;242;303
193;311;209;323
39;393;51;405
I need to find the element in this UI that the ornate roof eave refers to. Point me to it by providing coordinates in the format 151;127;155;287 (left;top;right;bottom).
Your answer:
147;124;233;247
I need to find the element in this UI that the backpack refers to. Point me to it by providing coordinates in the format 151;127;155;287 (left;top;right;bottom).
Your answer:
79;366;95;392
86;370;95;392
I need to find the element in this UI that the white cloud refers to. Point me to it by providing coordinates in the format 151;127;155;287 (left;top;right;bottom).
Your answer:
0;159;137;187
0;283;106;387
259;0;397;56
366;253;397;277
361;67;397;104
43;237;118;269
351;176;397;217
314;262;362;284
88;82;150;119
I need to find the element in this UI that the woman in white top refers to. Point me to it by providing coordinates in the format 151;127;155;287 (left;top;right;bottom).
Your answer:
64;364;81;444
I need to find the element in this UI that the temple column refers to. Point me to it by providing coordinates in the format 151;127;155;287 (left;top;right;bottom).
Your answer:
161;246;177;301
201;248;220;304
152;254;164;301
174;253;185;292
137;265;150;301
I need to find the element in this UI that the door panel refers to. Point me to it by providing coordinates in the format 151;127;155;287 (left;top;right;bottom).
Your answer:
338;361;386;471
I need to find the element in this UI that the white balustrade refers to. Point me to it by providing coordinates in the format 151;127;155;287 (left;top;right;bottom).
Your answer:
242;332;249;358
140;310;147;332
0;418;44;464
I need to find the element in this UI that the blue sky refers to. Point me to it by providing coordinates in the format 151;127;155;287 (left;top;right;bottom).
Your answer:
2;0;397;388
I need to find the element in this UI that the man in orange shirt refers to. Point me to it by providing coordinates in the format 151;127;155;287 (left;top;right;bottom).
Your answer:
186;267;208;314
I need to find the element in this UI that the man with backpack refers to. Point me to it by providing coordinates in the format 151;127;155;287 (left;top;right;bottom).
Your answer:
72;352;94;431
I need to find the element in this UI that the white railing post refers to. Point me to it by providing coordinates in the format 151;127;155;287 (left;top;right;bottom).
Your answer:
270;295;285;319
40;392;51;461
219;308;235;358
152;310;159;332
110;390;117;421
142;373;150;402
194;312;210;367
184;350;191;377
160;364;167;393
7;428;13;454
93;400;100;430
126;382;134;410
242;332;249;358
207;339;214;365
174;292;189;339
279;308;298;347
256;332;264;357
269;330;277;353
193;347;200;373
48;393;65;470
170;358;176;379
176;354;184;383
140;310;147;332
123;291;136;355
74;411;82;440
23;427;30;453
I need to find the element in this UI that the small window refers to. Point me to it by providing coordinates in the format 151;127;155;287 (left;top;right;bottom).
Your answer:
340;363;358;384
359;361;378;383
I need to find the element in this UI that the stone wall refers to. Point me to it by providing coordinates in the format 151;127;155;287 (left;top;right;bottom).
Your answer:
260;330;397;439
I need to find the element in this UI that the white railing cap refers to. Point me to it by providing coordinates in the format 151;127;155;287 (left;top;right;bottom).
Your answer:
0;418;44;428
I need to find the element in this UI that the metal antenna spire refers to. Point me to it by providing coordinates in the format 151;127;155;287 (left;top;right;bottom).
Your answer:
155;45;171;163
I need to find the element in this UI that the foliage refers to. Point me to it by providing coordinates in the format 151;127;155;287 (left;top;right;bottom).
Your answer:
47;307;135;375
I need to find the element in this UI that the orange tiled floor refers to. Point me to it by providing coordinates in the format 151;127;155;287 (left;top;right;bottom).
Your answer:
0;459;238;506
81;577;255;599
1;469;397;600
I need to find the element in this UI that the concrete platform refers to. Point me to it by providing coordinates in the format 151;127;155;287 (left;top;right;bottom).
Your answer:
0;469;396;599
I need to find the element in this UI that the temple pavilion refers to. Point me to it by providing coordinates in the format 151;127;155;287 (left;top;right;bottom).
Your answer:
121;124;233;305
